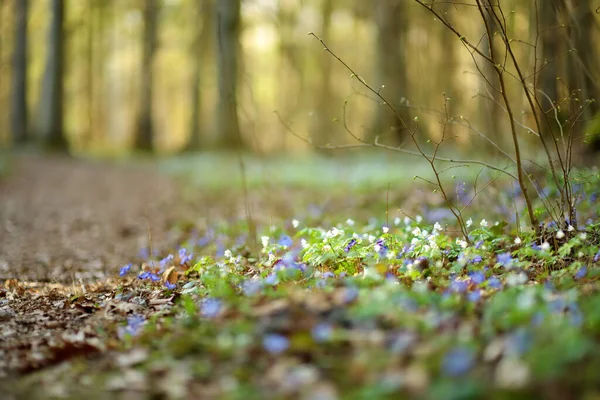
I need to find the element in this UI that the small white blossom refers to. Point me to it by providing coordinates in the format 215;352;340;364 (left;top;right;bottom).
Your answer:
404;217;411;225
514;237;522;245
261;236;270;248
292;219;300;228
346;219;355;226
374;244;381;253
416;215;423;223
323;245;332;251
224;249;233;258
541;241;550;251
386;251;396;260
301;239;309;249
480;219;488;228
433;222;442;232
382;226;389;234
568;225;575;232
580;233;587;240
456;239;468;249
507;272;528;287
394;217;401;226
368;235;376;243
466;218;473;228
268;253;276;262
556;230;565;239
412;227;421;236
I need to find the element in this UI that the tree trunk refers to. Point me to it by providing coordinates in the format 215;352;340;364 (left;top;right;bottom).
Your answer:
371;0;411;143
37;0;68;151
310;0;335;148
185;0;212;152
134;0;158;152
215;0;243;149
11;0;28;145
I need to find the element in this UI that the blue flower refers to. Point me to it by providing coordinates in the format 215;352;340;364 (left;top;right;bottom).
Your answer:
449;279;468;293
200;298;222;318
264;273;279;286
241;279;262;296
468;270;486;285
344;239;357;253
505;328;531;357
263;334;289;354
119;263;132;277
442;347;475;377
164;281;176;290
322;271;335;279
497;252;514;267
118;314;146;339
467;290;481;302
575;266;587;280
278;235;293;248
311;322;333;343
594;251;600;263
470;255;483;264
487;276;502;289
138;271;151;280
178;248;193;265
159;254;174;268
342;286;359;304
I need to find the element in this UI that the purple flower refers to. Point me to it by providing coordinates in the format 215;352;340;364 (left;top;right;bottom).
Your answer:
475;240;484;250
263;334;289;354
344;239;357;253
264;273;279;286
487;276;502;289
311;322;333;343
467;290;481;302
322;271;335;279
159;254;174;268
118;314;146;339
469;270;486;285
342;286;359;304
201;298;222;318
149;273;160;282
470;255;483;264
594;251;600;263
442;347;475;377
497;252;513;267
138;271;151;280
278;235;293;248
449;279;468;293
178;248;193;265
575;266;588;280
119;263;132;277
164;281;176;290
241;279;262;296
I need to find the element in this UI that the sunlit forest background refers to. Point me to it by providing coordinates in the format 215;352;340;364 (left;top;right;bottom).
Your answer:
1;0;599;157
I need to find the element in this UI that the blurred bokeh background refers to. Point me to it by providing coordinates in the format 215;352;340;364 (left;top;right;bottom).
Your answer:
0;0;598;157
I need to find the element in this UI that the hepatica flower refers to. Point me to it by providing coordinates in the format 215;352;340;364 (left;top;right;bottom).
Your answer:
575;266;588;280
278;235;293;248
118;314;146;339
311;322;333;343
119;263;132;277
159;254;174;268
442;347;475;377
164;281;176;290
263;333;289;355
487;276;502;289
344;239;357;253
178;248;193;265
497;252;514;267
469;270;486;285
200;298;222;318
138;271;160;281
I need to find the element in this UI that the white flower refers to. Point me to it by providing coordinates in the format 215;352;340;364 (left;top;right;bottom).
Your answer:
374;244;381;253
541;241;550;251
292;219;300;228
466;218;473;228
412;227;421;236
568;225;575;232
301;239;309;249
480;219;488;228
456;239;468;249
433;222;442;232
261;236;270;248
268;253;276;262
323;245;332;251
404;217;411;225
224;249;233;258
514;237;522;245
506;272;528;286
346;218;355;226
394;217;401;226
368;235;376;243
386;251;396;260
416;215;423;223
580;233;587;240
382;226;389;234
326;227;341;238
556;230;565;239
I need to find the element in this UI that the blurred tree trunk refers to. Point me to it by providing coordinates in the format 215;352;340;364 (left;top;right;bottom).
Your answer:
134;0;158;152
564;0;599;119
215;0;243;149
310;0;334;147
37;0;68;151
371;0;410;143
479;4;503;151
538;1;560;116
185;0;212;152
11;0;28;145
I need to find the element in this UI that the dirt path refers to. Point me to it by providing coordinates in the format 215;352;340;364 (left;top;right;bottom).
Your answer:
0;154;185;283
